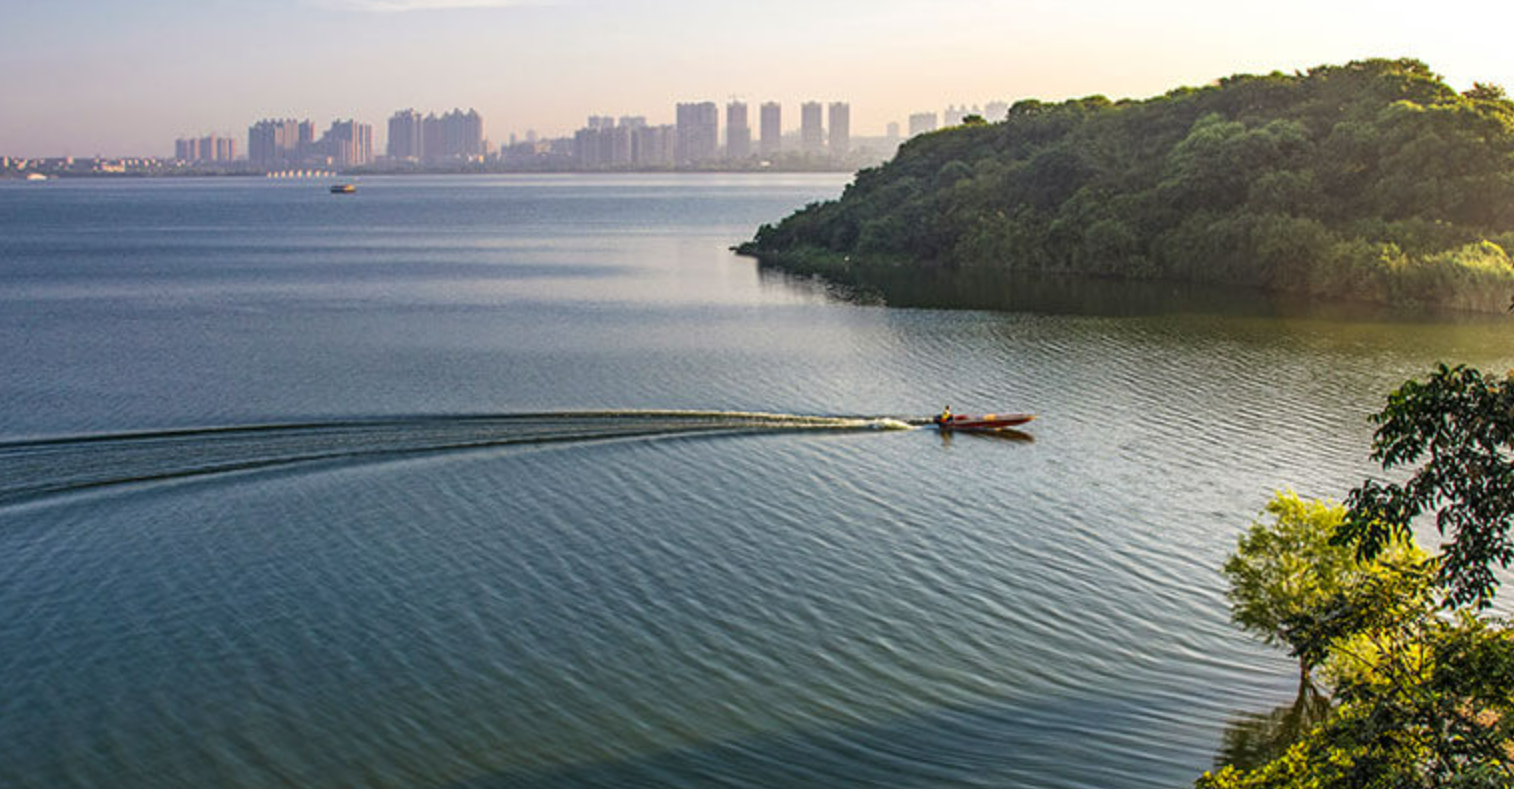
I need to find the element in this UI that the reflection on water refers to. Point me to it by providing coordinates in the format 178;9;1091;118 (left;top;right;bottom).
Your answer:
934;426;1036;446
1215;680;1333;771
760;262;1514;322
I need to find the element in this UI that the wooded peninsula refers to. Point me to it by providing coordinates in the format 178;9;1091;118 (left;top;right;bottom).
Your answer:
738;59;1514;312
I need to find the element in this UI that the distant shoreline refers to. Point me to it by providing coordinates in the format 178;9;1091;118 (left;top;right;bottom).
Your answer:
0;166;862;181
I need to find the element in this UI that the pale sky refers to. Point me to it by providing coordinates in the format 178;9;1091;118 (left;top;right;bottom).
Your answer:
2;0;1511;158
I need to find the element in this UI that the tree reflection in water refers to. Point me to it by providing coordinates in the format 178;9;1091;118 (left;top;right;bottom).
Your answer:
1214;680;1333;771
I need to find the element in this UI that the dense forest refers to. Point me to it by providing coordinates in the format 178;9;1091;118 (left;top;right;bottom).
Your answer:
738;59;1514;312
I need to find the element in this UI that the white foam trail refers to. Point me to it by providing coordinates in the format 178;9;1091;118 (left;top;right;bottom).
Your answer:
0;411;929;506
580;410;920;430
861;418;919;431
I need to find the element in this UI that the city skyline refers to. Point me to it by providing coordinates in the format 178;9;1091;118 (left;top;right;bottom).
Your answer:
3;0;1513;158
170;98;887;168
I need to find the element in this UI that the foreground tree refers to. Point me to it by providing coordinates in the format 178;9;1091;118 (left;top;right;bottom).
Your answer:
1223;493;1367;679
1201;563;1514;788
1203;365;1514;787
1340;364;1514;609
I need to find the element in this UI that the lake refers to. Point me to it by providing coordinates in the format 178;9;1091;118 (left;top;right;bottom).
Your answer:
2;174;1511;789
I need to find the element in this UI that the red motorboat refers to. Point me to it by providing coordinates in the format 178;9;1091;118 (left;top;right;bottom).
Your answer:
932;412;1035;431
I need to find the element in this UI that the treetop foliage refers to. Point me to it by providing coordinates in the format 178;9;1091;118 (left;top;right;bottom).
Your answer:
1342;364;1514;609
1224;492;1428;678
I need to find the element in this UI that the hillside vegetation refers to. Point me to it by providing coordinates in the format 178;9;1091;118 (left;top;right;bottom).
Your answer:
738;60;1514;311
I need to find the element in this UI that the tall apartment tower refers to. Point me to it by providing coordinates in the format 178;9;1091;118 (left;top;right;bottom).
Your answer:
447;109;484;159
632;124;675;166
609;125;634;165
297;121;314;157
573;126;602;168
759;102;781;155
800;101;824;154
422;114;444;162
387;110;423;160
908;111;938;137
321;120;373;168
675;101;719;164
725;101;751;160
177;134;236;163
248;118;308;167
420;109;485;162
827;102;850;157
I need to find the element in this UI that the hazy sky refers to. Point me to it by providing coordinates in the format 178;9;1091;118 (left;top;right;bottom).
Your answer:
3;0;1512;157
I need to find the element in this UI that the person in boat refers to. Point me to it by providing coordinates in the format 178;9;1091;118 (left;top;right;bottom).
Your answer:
935;405;952;425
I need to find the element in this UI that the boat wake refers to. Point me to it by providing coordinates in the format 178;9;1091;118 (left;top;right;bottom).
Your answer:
0;411;917;506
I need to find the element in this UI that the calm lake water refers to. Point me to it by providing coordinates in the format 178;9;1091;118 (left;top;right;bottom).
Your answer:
2;174;1511;789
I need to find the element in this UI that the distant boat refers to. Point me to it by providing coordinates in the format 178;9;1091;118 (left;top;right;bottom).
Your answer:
25;173;46;182
330;184;356;194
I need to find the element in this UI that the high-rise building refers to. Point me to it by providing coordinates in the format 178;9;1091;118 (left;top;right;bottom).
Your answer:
985;101;1009;121
446;109;484;160
422;114;444;162
618;116;647;129
675;101;718;164
886;121;901;141
633;125;675;166
759;102;781;155
944;104;978;127
572;118;637;168
908;112;938;137
421;109;485;163
800;101;824;154
298;121;314;157
609;124;633;165
827;102;850;157
248;118;309;167
725;101;751;160
573;126;603;168
387;109;423;160
177;134;235;163
319;120;373;168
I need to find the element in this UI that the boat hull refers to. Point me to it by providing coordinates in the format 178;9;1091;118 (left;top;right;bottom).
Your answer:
934;413;1035;431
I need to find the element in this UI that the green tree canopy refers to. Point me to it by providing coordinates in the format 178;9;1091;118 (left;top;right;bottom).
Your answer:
1341;364;1514;609
740;59;1514;311
1224;493;1367;677
1466;82;1509;103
